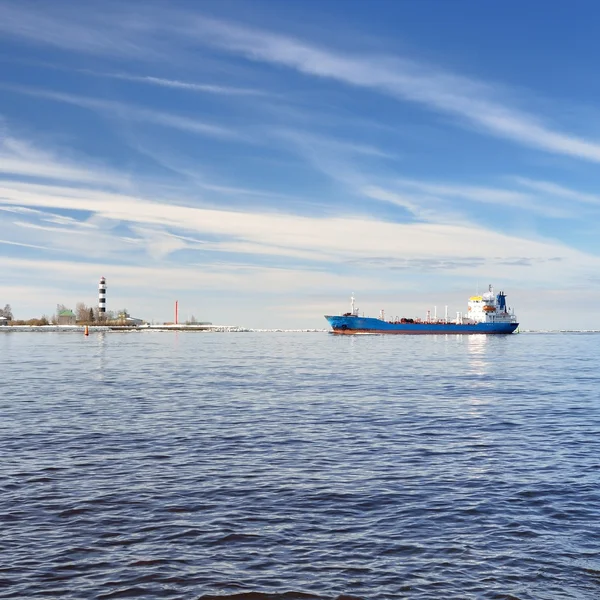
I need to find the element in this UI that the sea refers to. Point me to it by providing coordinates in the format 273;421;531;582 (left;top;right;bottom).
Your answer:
1;331;599;600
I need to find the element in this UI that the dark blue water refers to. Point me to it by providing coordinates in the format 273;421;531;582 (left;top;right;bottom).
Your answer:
1;331;599;600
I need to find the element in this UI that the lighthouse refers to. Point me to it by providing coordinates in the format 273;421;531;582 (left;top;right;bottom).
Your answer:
98;277;106;318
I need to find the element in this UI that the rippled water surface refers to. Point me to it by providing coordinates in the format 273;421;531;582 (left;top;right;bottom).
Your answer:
1;331;600;599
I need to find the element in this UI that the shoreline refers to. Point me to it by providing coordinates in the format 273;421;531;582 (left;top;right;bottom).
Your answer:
0;325;328;333
1;326;600;334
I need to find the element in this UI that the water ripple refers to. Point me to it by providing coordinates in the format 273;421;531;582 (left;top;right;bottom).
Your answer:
1;332;600;599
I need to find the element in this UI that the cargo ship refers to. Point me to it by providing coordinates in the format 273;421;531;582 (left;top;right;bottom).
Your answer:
325;285;518;334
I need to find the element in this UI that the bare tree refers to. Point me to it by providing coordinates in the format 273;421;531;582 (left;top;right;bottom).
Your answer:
0;304;13;320
76;302;90;322
117;309;129;321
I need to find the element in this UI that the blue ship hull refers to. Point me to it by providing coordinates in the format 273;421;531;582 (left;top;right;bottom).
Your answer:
325;315;519;334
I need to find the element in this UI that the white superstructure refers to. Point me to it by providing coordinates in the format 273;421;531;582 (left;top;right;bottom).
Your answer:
465;284;517;324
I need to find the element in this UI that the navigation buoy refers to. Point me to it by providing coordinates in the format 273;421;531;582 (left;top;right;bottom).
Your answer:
84;325;89;336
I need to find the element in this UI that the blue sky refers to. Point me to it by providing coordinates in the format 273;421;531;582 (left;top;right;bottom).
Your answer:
2;1;600;328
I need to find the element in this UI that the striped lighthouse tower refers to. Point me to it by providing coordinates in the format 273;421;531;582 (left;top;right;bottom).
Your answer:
98;277;106;318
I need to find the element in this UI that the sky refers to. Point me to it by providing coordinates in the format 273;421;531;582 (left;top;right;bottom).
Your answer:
2;1;600;329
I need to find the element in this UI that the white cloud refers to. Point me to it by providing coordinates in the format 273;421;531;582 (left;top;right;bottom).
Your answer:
0;179;596;286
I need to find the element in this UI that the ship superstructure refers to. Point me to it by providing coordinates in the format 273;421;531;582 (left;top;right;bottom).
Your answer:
465;286;515;325
325;285;518;334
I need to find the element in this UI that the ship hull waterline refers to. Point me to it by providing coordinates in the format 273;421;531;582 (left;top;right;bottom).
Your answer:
325;316;519;335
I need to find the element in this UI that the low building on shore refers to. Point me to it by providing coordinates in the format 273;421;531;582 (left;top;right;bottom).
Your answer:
0;316;8;326
57;309;76;325
125;316;145;326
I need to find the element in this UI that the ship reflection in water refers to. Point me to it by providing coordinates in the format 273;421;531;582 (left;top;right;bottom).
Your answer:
467;333;489;378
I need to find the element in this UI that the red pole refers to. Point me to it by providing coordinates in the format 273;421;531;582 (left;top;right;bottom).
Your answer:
175;300;178;325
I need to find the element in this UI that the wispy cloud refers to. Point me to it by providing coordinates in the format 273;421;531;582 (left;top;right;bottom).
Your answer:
0;205;143;260
126;139;307;202
0;131;131;187
0;3;167;60
512;177;600;207
275;128;398;160
0;239;48;250
5;5;600;165
186;17;600;165
0;84;241;140
386;178;577;219
90;71;267;97
0;255;378;295
394;179;532;206
360;186;440;220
